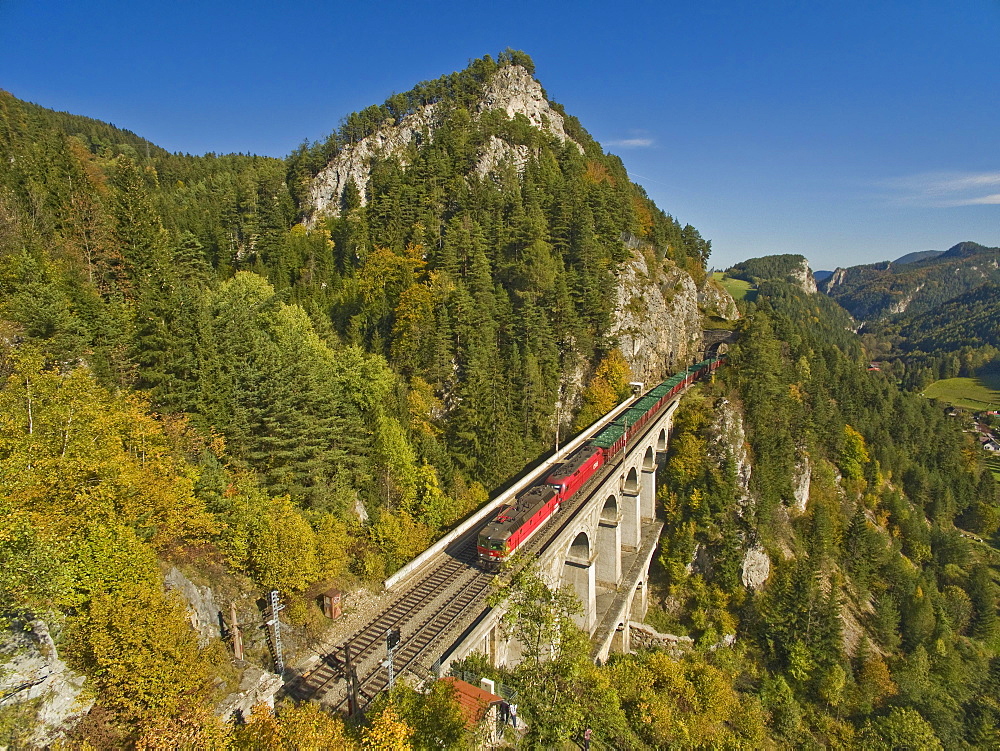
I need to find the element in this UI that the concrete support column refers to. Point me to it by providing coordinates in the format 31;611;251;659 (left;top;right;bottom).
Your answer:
621;491;641;550
610;622;630;654
630;580;649;622
565;559;596;633
596;519;621;588
641;467;657;521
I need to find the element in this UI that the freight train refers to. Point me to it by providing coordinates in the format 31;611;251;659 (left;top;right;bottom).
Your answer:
476;355;725;570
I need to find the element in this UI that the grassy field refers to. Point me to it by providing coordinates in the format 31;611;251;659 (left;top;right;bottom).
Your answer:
712;272;757;302
987;454;1000;482
923;369;1000;411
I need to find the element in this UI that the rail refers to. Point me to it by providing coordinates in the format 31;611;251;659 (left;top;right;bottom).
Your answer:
382;391;641;590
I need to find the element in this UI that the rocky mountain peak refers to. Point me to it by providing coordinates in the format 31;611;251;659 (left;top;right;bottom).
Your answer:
307;65;582;223
476;64;578;146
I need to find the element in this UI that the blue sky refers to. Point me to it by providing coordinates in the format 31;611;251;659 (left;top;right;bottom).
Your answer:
2;0;998;270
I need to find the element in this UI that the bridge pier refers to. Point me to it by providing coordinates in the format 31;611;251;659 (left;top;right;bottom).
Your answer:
630;578;648;621
563;533;596;633
641;465;657;521
564;558;596;633
596;498;622;588
620;490;641;551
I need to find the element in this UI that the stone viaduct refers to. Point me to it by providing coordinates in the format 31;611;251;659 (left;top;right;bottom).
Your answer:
441;396;683;670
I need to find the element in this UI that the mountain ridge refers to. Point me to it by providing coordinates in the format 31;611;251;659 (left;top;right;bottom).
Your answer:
819;240;1000;320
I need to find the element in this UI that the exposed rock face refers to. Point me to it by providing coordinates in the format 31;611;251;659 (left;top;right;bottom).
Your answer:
699;277;740;320
0;619;92;746
307;65;581;221
708;398;753;511
307;103;439;221
887;283;924;315
473;135;533;178
790;257;818;294
476;65;580;147
822;267;848;290
611;252;703;384
216;665;283;721
741;544;771;590
792;454;812;513
164;566;223;648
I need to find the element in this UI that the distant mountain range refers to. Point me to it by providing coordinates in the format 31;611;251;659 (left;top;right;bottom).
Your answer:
890;281;1000;352
818;241;1000;320
892;249;945;265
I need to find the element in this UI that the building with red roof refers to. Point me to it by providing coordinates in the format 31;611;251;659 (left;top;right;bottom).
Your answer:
440;676;504;747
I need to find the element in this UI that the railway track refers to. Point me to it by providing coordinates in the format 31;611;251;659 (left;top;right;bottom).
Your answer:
285;452;622;710
286;391;687;712
284;538;484;703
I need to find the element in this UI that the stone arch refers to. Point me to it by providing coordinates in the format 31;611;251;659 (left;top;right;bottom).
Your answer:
623;466;639;495
568;531;590;560
703;329;738;359
642;446;655;471
561;531;595;631
656;428;668;452
601;495;619;522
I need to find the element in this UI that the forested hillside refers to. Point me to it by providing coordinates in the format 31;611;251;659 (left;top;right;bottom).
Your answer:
0;52;717;745
650;271;999;747
3;50;997;748
445;266;1000;748
821;241;1000;321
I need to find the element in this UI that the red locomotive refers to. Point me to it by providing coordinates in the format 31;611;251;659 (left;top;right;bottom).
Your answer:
476;355;725;570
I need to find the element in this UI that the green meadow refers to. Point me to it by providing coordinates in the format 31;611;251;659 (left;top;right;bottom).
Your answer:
712;271;757;302
923;368;1000;411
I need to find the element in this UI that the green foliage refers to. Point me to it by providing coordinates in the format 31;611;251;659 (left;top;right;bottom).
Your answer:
369;682;467;750
858;707;943;750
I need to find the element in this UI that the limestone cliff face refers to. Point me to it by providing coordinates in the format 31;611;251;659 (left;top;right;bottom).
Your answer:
611;252;738;384
307;104;440;222
0;618;92;746
307;65;581;221
699;276;740;320
610;252;703;385
708;397;753;511
789;257;818;294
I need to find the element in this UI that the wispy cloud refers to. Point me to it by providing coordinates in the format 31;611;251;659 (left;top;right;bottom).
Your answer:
962;193;1000;205
881;171;1000;207
609;137;655;148
608;129;655;148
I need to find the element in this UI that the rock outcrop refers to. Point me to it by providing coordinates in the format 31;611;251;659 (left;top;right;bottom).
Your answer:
215;665;283;722
475;65;578;146
307;104;440;221
789;257;818;294
0;618;92;746
164;566;223;648
707;398;753;512
699;276;740;320
611;251;703;384
307;65;581;221
792;454;812;513
741;544;772;590
821;267;848;290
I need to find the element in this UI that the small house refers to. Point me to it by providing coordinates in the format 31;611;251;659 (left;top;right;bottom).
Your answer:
440;676;504;748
